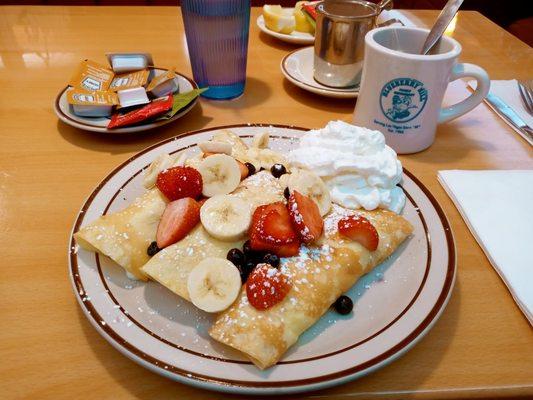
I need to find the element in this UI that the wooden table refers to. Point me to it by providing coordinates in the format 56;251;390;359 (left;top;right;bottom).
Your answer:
1;6;532;400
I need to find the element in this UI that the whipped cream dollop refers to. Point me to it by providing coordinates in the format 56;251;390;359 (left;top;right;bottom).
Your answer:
288;121;406;213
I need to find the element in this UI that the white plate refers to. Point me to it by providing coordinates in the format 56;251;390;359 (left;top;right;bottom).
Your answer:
69;124;456;395
257;15;315;45
281;47;359;99
54;68;199;134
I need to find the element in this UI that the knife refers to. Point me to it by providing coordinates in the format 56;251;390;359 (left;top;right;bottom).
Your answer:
485;92;533;144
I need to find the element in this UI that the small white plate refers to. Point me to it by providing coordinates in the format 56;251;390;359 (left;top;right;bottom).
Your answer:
281;47;359;99
54;68;199;134
257;15;314;45
70;124;456;395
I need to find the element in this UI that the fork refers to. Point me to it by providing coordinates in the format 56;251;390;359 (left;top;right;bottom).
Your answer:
517;79;533;116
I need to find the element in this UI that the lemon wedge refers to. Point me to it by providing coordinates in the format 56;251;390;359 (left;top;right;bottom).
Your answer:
294;1;314;34
263;5;295;34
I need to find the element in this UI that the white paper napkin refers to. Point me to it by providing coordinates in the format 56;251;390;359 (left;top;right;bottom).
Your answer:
469;79;533;145
438;170;533;324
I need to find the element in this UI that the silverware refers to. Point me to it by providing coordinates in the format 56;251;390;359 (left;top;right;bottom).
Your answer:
485;92;533;144
517;79;533;115
420;0;464;55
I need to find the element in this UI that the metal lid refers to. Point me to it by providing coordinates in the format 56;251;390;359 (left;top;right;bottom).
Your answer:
317;0;385;20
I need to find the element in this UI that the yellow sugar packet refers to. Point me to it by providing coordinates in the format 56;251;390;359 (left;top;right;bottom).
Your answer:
69;60;114;92
109;69;150;91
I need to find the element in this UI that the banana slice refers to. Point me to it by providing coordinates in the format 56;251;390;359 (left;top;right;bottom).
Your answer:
172;151;190;168
198;154;241;197
278;172;290;190
252;131;270;149
187;257;242;313
198;141;232;156
211;130;249;154
143;151;191;188
185;153;203;170
244;147;288;171
288;169;332;216
143;153;175;189
200;195;252;241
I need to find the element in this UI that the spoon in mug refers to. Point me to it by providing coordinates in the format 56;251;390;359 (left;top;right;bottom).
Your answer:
420;0;464;55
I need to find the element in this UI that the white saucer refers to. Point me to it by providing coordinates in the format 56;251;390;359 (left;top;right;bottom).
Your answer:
281;46;359;99
257;15;314;45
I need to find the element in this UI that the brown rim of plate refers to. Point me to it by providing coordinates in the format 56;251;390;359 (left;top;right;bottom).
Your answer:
54;68;199;133
68;123;456;388
90;147;431;365
281;48;359;94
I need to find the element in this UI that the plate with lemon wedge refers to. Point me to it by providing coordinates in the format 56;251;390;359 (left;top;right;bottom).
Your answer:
258;2;317;45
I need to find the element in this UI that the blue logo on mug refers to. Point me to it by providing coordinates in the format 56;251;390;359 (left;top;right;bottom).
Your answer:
380;78;428;123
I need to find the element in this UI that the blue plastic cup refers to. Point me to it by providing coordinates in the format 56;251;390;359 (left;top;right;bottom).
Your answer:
181;0;251;100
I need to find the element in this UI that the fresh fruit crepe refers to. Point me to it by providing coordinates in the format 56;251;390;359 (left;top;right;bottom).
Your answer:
74;122;413;369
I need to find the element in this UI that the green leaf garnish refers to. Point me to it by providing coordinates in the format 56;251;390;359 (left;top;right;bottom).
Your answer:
157;87;207;120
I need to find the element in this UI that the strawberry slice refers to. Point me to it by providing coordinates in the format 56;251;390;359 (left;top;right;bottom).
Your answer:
249;203;301;257
246;263;291;310
249;235;301;257
156;197;200;248
262;205;298;244
337;214;379;251
288;191;323;243
156;166;202;201
250;202;298;245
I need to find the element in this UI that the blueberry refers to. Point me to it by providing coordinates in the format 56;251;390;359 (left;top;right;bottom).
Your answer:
147;241;160;256
245;162;256;176
333;295;353;315
236;260;256;283
263;253;280;268
270;163;287;178
227;248;245;267
242;240;267;263
243;260;256;273
243;240;253;255
283;187;290;200
235;264;250;283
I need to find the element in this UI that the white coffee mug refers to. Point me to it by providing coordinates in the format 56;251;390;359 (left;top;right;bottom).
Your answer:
353;27;490;154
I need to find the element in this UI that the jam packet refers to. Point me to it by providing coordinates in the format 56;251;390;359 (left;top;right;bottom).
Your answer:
146;69;178;97
66;88;118;117
69;60;114;92
108;95;173;129
109;69;150;91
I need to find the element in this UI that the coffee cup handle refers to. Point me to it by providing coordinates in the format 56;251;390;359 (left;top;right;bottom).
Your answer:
438;63;490;124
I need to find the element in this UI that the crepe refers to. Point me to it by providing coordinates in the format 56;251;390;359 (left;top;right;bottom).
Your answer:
74;188;166;280
141;171;285;299
209;204;413;369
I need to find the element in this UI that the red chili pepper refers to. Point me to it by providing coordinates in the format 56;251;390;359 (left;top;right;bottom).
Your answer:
108;95;173;129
